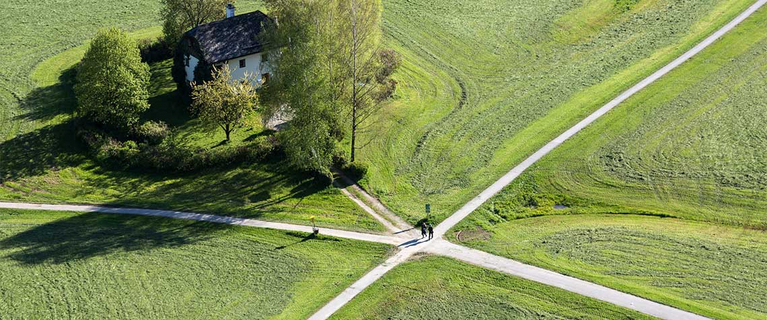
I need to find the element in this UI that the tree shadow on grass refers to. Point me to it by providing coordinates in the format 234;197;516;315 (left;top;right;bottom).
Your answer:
0;212;227;265
274;232;341;250
14;67;77;122
0;120;84;183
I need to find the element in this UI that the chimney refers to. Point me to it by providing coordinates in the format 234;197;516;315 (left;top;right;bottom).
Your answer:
226;3;235;18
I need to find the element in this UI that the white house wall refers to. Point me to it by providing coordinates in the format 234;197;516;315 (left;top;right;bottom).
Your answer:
185;52;271;85
225;53;271;85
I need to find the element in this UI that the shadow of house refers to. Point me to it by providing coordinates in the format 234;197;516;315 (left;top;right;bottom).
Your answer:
0;212;228;265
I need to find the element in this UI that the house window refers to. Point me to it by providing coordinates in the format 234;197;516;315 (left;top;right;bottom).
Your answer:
239;59;247;68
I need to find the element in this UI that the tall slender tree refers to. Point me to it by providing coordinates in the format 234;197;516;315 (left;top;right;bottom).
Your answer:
339;0;400;162
261;0;399;171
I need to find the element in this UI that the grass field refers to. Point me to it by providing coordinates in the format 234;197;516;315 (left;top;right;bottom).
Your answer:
450;214;767;319
460;4;767;228
331;255;654;319
359;0;756;223
0;209;393;318
0;1;388;232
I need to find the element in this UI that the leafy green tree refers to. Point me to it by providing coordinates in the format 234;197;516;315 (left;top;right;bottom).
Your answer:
75;28;150;130
161;0;231;45
260;0;347;173
261;0;396;171
191;67;258;141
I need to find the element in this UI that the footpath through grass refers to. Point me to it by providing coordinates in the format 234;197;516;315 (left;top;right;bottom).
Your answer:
463;5;767;228
360;0;755;223
331;255;654;320
0;1;385;232
450;214;767;320
0;209;393;319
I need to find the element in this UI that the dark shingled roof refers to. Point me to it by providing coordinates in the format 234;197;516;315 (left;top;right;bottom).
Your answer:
186;10;272;64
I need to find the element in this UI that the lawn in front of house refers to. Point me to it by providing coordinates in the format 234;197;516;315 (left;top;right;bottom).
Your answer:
0;209;393;319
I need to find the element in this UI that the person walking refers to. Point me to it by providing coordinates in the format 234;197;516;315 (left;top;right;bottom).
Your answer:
421;223;428;239
428;224;434;240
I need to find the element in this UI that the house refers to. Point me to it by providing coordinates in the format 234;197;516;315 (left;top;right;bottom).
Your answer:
179;4;273;85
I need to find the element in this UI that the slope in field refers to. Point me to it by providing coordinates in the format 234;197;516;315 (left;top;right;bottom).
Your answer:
467;4;767;227
362;0;755;223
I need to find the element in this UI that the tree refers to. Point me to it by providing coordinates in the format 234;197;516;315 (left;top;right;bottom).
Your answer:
260;0;348;173
340;0;401;162
261;0;398;171
75;28;150;131
161;0;231;45
191;67;258;141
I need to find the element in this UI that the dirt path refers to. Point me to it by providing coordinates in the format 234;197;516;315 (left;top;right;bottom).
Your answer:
333;169;418;237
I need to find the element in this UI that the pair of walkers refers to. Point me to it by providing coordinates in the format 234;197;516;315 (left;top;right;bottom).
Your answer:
421;223;434;240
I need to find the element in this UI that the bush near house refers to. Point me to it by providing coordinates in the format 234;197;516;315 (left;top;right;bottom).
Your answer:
74;28;150;132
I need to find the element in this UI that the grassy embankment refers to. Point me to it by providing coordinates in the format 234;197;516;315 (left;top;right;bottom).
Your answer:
360;0;755;223
451;6;767;320
331;255;654;320
459;4;767;228
0;209;393;318
0;0;384;232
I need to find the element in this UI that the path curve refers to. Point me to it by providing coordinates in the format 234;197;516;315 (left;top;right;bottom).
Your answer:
311;0;767;318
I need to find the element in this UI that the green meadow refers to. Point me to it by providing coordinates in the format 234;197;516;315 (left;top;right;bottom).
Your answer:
462;4;767;227
331;256;654;320
451;215;767;319
361;0;755;223
451;6;767;319
0;209;393;318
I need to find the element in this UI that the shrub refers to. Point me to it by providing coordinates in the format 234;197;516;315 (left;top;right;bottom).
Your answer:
132;121;170;145
343;161;369;182
78;125;276;173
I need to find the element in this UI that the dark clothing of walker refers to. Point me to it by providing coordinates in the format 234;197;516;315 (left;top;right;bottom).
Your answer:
421;225;428;238
428;225;434;240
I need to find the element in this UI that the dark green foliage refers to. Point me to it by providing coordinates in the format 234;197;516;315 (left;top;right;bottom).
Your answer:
138;37;174;63
193;59;215;84
160;0;230;45
343;161;369;182
78;125;274;172
74;28;150;131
